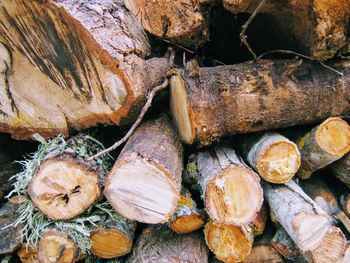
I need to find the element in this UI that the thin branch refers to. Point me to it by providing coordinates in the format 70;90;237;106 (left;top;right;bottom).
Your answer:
88;78;170;160
240;0;266;59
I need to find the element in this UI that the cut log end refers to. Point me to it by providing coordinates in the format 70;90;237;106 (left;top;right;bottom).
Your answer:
91;228;132;259
170;74;193;144
206;165;263;226
38;231;79;263
17;245;39;263
223;0;251;14
29;157;101;220
169;214;205;234
204;221;253;263
242;244;284;263
106;158;179;224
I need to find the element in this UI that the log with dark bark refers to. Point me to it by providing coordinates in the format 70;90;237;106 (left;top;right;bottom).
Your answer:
169;187;205;234
126;225;209;263
239;132;300;183
264;180;346;263
331;153;350;188
186;142;263;226
0;201;21;254
170;59;350;146
0;0;172;140
105;116;183;224
296;117;350;179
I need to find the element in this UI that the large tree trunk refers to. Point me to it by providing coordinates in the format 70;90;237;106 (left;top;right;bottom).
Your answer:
170;59;350;146
126;225;209;263
331;153;350;188
105;115;183;224
186;142;263;226
264;180;346;263
224;0;350;60
0;0;172;140
239;132;301;184
296;117;350;179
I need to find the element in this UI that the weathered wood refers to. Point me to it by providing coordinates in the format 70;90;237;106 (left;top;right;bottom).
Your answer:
331;153;350;188
170;60;350;146
17;244;39;263
105;116;183;224
186;142;263;226
239;132;300;183
204;220;254;263
126;224;209;263
296;117;350;179
0;0;172;140
169;187;205;234
0;201;21;254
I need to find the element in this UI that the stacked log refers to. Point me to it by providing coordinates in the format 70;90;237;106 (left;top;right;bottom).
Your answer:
331;153;350;188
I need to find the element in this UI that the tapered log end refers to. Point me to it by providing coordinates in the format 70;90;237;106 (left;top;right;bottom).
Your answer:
38;231;79;263
170;73;194;144
105;158;179;224
204;221;253;263
206;165;263;226
28;158;101;220
170;214;205;234
91;228;133;259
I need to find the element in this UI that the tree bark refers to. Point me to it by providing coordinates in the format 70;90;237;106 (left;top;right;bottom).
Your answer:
204;220;254;263
0;201;21;254
90;214;136;259
0;0;172;140
126;224;209;263
186;142;263;226
170;59;350;146
105;115;183;224
331;153;350;188
296;117;350;179
169;187;205;234
264;180;346;263
28;134;113;220
125;0;209;48
239;132;300;183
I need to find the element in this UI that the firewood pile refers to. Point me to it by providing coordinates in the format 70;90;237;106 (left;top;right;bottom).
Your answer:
0;0;350;262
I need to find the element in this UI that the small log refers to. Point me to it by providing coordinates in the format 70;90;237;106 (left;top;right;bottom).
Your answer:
38;231;79;263
28;135;112;220
125;0;209;48
0;0;171;140
186;143;263;226
169;187;205;234
250;203;267;236
126;225;209;263
90;214;136;259
264;180;346;262
17;244;39;263
105;116;183;224
170;60;350;146
0;201;21;254
204;220;254;263
239;132;300;183
296;117;350;179
331;153;350;188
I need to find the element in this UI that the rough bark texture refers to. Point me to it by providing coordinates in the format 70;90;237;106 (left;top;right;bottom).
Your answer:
105;116;183;224
17;244;39;263
125;0;209;48
91;214;136;259
296;117;350;179
204;220;254;263
225;0;350;60
239;132;300;183
331;153;350;188
186;142;263;226
0;0;172;140
169;187;205;234
126;224;209;263
264;180;346;262
0;201;21;254
170;59;350;146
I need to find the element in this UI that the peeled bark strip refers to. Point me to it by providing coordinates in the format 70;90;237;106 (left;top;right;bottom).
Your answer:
169;187;205;234
297;117;350;179
125;0;209;48
264;181;346;262
126;225;208;263
240;132;300;183
0;201;21;254
170;60;350;146
186;143;263;226
28;134;112;220
331;153;350;188
38;231;79;263
204;220;254;263
18;244;39;263
0;0;171;140
105;116;183;224
91;214;136;259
